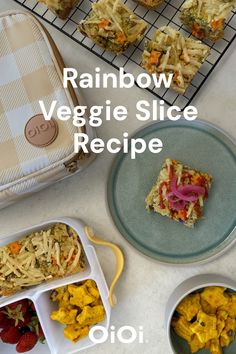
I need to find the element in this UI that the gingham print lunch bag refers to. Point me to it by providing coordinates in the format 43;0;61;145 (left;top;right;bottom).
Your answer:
0;10;95;209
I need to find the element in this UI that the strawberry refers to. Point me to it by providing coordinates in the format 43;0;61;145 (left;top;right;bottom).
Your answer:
0;326;22;344
0;317;14;329
16;332;38;353
18;312;33;327
0;311;14;329
7;300;28;315
4;300;29;326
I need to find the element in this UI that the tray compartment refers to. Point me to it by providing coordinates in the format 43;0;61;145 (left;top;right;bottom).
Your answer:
0;220;90;305
35;277;109;354
0;218;111;354
0;298;50;354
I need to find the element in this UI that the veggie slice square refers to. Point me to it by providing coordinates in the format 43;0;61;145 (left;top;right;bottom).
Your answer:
39;0;79;19
179;0;236;41
142;26;210;94
78;0;147;54
145;158;213;228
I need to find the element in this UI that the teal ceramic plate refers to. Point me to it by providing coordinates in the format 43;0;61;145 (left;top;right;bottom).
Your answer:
107;120;236;264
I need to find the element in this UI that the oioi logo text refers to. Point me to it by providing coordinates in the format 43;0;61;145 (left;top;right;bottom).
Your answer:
89;325;147;344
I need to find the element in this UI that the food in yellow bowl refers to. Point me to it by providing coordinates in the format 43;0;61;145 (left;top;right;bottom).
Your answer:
171;287;236;353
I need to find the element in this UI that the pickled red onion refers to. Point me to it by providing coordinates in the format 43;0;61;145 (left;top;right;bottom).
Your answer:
178;184;205;195
167;192;186;210
169;177;205;203
166;192;177;201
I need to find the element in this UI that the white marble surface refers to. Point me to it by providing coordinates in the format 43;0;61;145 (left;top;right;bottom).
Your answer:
0;1;236;353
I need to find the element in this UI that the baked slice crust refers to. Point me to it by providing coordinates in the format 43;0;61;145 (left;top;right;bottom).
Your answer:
39;0;79;19
142;26;210;94
133;0;164;9
146;158;213;227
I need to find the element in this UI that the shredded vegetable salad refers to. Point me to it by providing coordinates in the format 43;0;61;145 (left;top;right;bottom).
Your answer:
0;224;85;296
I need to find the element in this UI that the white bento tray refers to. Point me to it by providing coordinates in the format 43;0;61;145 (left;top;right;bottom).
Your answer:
0;217;124;354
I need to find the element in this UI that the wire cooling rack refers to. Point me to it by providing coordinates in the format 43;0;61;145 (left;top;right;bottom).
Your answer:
14;0;236;109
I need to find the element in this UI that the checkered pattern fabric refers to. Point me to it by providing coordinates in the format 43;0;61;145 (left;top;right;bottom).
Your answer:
0;11;92;209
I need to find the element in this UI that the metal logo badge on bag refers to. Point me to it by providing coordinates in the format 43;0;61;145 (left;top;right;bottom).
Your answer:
25;114;58;147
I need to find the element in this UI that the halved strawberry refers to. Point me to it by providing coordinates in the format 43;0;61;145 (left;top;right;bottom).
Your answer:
16;332;38;353
0;326;22;344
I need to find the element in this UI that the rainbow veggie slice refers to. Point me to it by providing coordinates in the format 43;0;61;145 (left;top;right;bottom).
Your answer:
179;0;236;42
145;158;213;228
78;0;147;54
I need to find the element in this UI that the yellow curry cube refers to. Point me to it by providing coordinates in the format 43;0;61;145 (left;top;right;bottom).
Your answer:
228;294;236;317
171;316;193;343
51;308;78;325
216;317;226;337
58;291;71;308
220;317;235;347
64;324;89;342
84;280;100;299
68;284;95;308
209;338;223;354
76;305;105;327
216;310;228;336
188;334;205;353
219;294;236;318
190;311;218;343
176;294;201;321
91;298;103;307
51;286;68;302
201;299;216;315
217;310;228;321
201;287;229;310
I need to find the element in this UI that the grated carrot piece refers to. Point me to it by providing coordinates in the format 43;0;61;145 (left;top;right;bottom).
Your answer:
178;209;187;221
116;32;127;44
169;163;174;181
148;50;161;65
191;23;204;39
8;241;21;255
98;19;110;29
212;18;224;31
